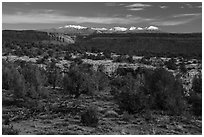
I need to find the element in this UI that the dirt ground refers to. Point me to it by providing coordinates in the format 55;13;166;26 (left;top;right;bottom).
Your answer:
2;88;202;135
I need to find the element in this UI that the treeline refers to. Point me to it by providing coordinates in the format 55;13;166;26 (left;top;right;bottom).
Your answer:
77;33;202;59
84;32;202;39
3;30;202;59
2;30;50;42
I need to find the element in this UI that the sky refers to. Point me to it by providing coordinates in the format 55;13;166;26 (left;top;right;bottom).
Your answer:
2;2;202;33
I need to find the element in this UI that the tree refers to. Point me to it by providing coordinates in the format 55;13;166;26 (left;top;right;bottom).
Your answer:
179;61;187;74
47;59;59;89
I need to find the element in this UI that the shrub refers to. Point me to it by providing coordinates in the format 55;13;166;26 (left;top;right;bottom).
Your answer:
143;68;186;114
72;57;83;65
2;61;26;98
122;111;134;122
189;94;202;116
63;64;100;98
2;61;48;100
179;62;187;74
140;57;151;65
110;76;126;96
2;125;19;135
165;58;177;70
64;52;72;60
62;65;97;97
95;65;109;91
192;73;202;94
81;106;99;127
127;55;134;63
46;59;61;89
2;62;11;90
62;69;83;98
111;74;148;114
19;63;47;99
115;67;136;76
188;74;202;116
111;68;186;115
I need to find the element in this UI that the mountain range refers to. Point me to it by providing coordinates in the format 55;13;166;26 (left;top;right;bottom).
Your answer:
41;25;161;35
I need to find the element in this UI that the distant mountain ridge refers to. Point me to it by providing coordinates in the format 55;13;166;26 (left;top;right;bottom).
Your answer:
40;24;161;35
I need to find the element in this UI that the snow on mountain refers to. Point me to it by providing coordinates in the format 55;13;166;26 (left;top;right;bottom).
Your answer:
129;26;137;30
146;26;159;30
137;27;144;30
58;25;159;32
91;27;108;31
112;27;128;31
44;24;160;34
64;25;87;29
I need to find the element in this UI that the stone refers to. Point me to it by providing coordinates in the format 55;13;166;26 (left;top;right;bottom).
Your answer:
104;110;119;118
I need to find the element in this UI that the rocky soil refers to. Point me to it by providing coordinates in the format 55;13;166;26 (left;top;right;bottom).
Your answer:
2;87;202;135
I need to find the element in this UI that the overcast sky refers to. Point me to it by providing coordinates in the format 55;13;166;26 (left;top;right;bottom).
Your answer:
2;2;202;33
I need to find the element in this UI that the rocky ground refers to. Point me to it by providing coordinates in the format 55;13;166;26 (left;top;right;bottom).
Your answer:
2;87;202;135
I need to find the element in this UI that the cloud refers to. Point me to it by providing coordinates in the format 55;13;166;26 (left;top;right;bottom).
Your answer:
196;5;202;8
105;3;125;7
128;8;144;11
173;13;201;18
159;5;168;9
126;14;133;18
125;3;152;8
150;12;201;26
24;3;31;6
104;3;117;6
125;3;151;11
151;19;194;26
151;15;201;26
186;4;193;8
3;11;154;25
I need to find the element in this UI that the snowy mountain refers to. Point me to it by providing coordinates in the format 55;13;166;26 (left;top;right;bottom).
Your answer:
111;27;128;32
91;27;108;31
146;26;159;30
129;26;137;31
42;25;160;34
63;25;87;29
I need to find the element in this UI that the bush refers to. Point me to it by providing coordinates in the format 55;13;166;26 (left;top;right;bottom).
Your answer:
110;76;126;96
165;58;177;70
95;65;109;91
179;62;187;74
143;68;186;114
189;94;202;116
192;74;202;94
62;64;98;98
19;63;47;99
111;74;148;114
46;59;61;89
111;68;186;115
2;61;26;98
81;106;99;127
2;61;48;100
2;125;19;135
64;52;72;60
62;69;83;98
140;57;151;65
188;74;202;116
